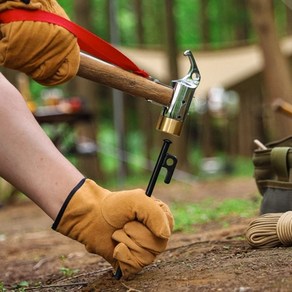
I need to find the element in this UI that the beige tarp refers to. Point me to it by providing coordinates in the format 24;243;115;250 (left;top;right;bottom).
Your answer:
122;36;292;98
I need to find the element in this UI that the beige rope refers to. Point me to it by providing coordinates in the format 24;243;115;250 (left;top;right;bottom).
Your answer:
277;211;292;246
245;211;292;248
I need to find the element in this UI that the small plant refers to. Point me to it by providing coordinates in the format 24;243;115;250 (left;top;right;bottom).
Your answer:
0;282;6;292
59;255;79;277
11;281;29;291
59;267;79;277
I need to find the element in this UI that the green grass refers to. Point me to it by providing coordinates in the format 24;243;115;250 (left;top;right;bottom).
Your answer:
0;282;6;292
171;197;260;232
59;267;79;277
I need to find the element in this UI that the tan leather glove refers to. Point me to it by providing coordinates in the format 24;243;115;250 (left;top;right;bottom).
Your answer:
0;0;80;85
52;178;174;279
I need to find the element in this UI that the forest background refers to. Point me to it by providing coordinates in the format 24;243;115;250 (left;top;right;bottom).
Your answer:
2;0;292;188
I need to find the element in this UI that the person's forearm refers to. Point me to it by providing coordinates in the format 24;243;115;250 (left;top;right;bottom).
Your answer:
0;74;84;219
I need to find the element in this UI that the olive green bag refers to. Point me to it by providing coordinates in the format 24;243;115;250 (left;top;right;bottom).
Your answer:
253;136;292;214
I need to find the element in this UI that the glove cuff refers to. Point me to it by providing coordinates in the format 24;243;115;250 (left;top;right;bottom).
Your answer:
52;177;86;230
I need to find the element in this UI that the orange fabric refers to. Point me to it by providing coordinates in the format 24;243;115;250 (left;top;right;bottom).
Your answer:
0;0;80;85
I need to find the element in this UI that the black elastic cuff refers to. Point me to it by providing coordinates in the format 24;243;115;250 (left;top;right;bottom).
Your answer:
52;178;86;230
21;0;30;4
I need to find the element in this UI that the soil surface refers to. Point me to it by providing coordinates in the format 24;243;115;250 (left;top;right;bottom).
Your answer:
1;177;292;292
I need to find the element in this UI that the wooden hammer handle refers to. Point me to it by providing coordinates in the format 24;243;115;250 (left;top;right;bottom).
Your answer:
77;53;173;106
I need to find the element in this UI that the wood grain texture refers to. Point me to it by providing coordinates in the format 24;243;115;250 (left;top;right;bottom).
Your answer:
78;53;173;106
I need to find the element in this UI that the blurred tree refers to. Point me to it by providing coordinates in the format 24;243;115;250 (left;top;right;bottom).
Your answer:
132;0;156;173
143;0;166;48
248;0;292;139
107;0;128;186
133;0;144;46
69;0;102;181
199;0;210;50
164;0;190;171
165;0;178;80
286;3;292;35
234;1;251;44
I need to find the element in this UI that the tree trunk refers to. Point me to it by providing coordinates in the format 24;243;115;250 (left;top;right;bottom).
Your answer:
234;0;250;44
199;0;210;49
248;0;292;140
286;3;292;35
71;0;101;181
107;0;128;186
133;0;144;47
164;0;190;172
165;0;178;80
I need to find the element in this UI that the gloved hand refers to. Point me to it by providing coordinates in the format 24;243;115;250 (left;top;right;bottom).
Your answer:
0;0;80;85
52;178;174;279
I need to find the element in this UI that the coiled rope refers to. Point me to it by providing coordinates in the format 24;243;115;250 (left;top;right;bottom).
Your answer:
246;211;292;248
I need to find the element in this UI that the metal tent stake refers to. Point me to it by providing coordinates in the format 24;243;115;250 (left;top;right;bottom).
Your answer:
146;139;177;196
114;139;177;280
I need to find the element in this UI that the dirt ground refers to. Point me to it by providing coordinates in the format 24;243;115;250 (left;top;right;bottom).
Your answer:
1;177;292;292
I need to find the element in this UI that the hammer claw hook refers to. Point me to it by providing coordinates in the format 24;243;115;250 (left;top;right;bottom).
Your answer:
184;50;201;84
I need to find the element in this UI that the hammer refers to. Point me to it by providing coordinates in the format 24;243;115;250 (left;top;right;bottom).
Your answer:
78;50;201;137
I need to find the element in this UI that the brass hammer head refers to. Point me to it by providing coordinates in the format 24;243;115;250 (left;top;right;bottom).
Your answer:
156;50;201;136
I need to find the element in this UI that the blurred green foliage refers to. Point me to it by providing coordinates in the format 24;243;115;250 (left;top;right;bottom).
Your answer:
58;0;288;49
171;197;260;232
